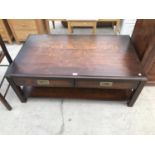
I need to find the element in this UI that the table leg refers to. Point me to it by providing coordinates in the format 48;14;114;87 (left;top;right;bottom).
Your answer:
6;77;27;103
115;20;120;34
92;22;97;34
127;81;146;107
0;93;12;110
45;20;50;33
68;22;73;34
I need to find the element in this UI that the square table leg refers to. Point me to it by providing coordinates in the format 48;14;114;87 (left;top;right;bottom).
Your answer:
68;22;73;34
114;20;120;34
127;81;146;107
92;22;97;34
6;77;27;103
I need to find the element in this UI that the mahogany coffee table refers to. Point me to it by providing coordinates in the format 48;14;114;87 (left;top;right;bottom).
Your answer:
6;34;147;107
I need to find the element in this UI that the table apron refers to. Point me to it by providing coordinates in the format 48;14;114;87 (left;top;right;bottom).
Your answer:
12;77;139;90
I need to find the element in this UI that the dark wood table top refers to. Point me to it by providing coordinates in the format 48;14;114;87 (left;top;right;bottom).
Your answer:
8;34;145;80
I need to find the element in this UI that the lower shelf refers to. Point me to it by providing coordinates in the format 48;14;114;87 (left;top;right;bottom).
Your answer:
23;86;132;101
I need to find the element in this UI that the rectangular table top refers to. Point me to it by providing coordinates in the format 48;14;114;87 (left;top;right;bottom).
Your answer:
7;34;145;80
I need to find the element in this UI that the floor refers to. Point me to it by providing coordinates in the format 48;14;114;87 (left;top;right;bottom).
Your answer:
0;23;155;135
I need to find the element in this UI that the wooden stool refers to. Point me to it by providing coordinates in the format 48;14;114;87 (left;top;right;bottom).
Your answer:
67;20;97;34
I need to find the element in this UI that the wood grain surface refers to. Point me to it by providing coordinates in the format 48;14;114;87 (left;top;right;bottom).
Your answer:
8;34;144;79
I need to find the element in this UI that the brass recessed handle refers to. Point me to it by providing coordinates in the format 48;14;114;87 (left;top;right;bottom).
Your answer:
99;82;113;87
37;80;50;85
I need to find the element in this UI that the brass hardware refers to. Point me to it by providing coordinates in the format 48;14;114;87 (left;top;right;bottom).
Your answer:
99;82;113;87
37;80;50;85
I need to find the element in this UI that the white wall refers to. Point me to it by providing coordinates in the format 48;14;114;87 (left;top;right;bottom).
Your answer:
120;19;137;36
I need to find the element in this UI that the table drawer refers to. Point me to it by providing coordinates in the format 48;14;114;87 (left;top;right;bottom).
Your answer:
76;79;138;89
8;20;37;30
0;20;5;29
0;30;7;40
0;27;4;32
13;78;74;87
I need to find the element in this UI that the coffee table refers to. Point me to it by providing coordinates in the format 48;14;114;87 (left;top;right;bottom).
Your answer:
6;34;147;107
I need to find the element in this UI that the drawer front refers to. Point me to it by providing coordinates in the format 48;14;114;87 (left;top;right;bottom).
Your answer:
9;20;37;30
76;79;138;89
13;78;74;87
15;30;38;41
0;30;7;40
0;20;5;28
0;26;4;31
0;28;4;34
0;27;4;32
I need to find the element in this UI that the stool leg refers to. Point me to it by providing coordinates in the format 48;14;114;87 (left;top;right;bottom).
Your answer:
68;22;73;34
52;21;55;29
92;22;97;34
0;93;12;111
115;20;120;34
